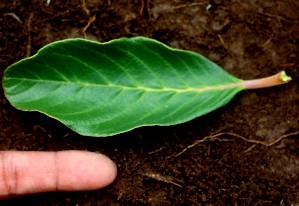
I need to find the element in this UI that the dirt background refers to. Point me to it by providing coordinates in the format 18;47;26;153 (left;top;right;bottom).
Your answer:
1;0;299;205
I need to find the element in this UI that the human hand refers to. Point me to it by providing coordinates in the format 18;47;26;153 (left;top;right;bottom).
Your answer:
0;150;117;199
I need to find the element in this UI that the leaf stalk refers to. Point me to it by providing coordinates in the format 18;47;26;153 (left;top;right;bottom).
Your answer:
241;71;292;90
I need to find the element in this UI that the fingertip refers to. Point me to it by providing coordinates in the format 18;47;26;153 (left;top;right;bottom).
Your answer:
57;151;117;191
93;152;118;188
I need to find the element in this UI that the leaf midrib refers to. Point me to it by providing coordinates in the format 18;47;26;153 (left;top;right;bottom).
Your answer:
5;76;244;93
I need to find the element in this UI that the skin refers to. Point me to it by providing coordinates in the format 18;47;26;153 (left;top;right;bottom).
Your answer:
0;150;117;199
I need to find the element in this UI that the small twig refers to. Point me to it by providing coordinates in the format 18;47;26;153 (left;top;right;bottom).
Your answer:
171;2;207;10
81;0;96;39
256;10;295;24
140;0;151;17
83;15;96;38
5;13;22;23
244;144;257;153
81;0;90;16
148;146;166;154
218;34;226;48
173;134;220;158
173;131;299;157
238;2;296;24
261;33;273;48
144;172;183;188
230;131;299;146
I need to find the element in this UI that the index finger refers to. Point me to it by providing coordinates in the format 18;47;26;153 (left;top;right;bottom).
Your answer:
0;150;117;199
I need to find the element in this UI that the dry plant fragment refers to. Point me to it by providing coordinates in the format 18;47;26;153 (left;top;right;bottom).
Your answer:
144;172;183;188
5;13;22;23
148;146;166;154
172;2;207;10
83;15;96;38
173;131;299;158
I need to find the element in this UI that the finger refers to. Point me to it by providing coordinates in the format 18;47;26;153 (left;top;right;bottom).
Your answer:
0;150;117;199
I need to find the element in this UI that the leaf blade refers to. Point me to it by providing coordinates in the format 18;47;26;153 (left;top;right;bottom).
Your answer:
3;37;244;137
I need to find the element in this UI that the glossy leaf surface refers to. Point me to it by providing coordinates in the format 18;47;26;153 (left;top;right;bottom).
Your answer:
3;37;244;136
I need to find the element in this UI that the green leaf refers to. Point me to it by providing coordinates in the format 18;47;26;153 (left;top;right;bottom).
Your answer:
3;37;244;137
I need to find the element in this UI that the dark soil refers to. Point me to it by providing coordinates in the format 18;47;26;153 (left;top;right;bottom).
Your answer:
1;0;299;205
